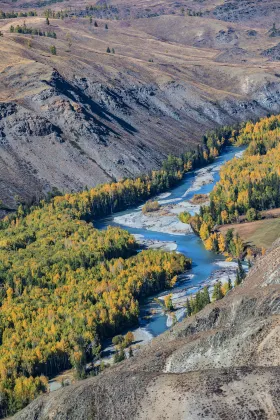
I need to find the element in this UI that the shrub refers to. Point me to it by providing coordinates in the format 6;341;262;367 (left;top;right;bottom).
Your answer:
142;200;160;214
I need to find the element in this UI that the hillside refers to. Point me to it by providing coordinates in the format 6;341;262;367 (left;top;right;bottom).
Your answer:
13;236;280;419
1;0;280;210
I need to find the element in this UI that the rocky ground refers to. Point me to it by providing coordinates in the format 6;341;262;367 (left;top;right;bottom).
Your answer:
1;0;280;209
13;236;280;419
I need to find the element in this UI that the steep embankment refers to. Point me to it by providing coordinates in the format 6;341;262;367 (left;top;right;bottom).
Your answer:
14;238;280;419
1;0;280;209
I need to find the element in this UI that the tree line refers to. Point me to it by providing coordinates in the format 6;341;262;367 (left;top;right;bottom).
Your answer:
0;10;37;19
184;115;280;257
10;24;57;38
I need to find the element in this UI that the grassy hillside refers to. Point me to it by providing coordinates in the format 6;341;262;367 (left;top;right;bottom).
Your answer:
219;216;280;250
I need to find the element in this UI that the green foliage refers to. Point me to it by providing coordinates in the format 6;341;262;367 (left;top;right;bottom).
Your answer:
142;200;160;214
185;286;211;316
246;208;258;222
113;348;125;363
112;335;124;347
212;281;224;301
44;8;68;19
0;10;37;19
163;294;174;311
0;188;190;415
0;119;253;415
195;115;280;257
50;45;56;55
179;211;191;224
10;24;56;38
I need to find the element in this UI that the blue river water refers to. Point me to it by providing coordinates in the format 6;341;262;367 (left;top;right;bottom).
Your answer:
95;146;245;340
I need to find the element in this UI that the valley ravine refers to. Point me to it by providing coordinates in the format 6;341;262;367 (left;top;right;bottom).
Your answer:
95;146;246;361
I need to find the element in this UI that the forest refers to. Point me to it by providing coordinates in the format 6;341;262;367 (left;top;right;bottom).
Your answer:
0;183;191;415
188;115;280;256
0;115;277;416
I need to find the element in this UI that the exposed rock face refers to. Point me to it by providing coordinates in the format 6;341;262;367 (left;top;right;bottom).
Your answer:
14;239;280;419
1;0;280;209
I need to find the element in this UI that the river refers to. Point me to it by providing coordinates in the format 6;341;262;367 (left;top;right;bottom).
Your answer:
95;146;246;360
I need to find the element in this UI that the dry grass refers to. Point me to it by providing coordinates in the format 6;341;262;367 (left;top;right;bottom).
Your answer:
219;217;280;249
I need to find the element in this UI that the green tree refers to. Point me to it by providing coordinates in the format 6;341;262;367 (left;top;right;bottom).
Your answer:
235;271;241;287
106;46;111;53
123;331;134;347
185;298;192;316
212;281;224;301
112;335;124;347
237;259;246;281
46;17;50;25
114;348;126;363
246;207;257;222
50;45;56;55
202;286;210;305
164;294;174;311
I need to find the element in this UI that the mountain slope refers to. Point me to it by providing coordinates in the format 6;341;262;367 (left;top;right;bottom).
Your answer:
14;238;280;419
1;0;280;209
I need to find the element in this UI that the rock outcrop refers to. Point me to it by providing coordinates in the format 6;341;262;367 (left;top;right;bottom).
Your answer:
1;1;280;209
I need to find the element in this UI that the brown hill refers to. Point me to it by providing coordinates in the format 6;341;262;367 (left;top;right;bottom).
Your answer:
1;0;280;210
13;237;280;419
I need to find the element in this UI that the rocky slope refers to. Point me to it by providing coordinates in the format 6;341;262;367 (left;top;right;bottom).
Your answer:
1;0;280;209
14;238;280;419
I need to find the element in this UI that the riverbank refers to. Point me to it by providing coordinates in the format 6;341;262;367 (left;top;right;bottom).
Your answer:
96;145;246;348
48;146;247;391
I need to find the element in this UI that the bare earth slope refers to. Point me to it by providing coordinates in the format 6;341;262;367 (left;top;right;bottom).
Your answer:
1;0;280;209
14;238;280;419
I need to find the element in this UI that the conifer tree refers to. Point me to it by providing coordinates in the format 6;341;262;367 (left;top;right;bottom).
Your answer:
212;281;224;301
185;298;192;316
202;286;210;305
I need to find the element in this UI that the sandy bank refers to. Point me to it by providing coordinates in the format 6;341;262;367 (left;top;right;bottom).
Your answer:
114;210;193;235
133;234;178;251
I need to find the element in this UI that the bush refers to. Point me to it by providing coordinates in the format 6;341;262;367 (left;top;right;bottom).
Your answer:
112;335;124;347
123;331;134;347
179;211;191;224
142;200;160;214
50;45;56;55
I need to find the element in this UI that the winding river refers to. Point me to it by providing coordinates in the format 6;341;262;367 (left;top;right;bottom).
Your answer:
95;146;246;356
